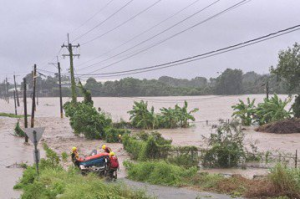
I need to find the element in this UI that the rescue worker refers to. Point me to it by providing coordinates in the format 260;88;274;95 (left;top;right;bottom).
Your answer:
118;134;122;143
71;147;80;167
108;152;119;179
102;145;112;154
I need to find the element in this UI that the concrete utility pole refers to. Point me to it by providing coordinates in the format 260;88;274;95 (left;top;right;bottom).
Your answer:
31;64;37;128
23;77;29;143
62;34;80;103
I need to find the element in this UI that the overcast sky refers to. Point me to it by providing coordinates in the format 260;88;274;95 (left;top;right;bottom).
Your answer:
0;0;299;83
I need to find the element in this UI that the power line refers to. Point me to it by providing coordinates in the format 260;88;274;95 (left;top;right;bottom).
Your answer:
81;0;163;45
70;0;115;34
77;0;223;72
76;24;300;78
78;0;249;75
72;0;135;42
76;0;201;69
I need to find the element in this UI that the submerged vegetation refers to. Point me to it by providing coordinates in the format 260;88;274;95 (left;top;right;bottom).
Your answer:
232;94;293;126
128;100;198;129
201;120;245;168
14;121;26;137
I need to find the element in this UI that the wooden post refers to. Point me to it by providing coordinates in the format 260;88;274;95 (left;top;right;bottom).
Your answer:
296;150;298;169
23;78;28;143
31;64;37;128
13;91;17;115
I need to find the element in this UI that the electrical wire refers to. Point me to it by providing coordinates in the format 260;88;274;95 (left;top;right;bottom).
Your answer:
70;0;115;34
72;0;135;42
77;0;223;72
81;0;163;45
76;0;201;69
77;0;249;76
76;24;300;78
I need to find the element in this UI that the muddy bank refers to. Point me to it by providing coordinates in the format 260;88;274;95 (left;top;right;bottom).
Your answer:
256;118;300;134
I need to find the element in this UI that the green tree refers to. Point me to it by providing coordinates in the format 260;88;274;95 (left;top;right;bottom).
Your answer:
271;43;300;92
215;69;243;95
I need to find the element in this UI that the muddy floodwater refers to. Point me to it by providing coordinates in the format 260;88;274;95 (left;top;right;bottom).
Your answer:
1;94;299;198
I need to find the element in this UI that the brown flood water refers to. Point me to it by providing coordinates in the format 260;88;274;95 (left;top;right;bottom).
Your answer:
0;94;299;198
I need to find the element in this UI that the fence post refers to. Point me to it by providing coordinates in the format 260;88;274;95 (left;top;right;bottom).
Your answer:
295;150;298;169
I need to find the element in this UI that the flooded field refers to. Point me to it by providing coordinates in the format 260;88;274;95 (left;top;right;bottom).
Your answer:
0;94;299;198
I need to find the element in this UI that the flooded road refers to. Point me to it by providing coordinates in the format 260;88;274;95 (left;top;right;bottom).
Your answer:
0;94;299;198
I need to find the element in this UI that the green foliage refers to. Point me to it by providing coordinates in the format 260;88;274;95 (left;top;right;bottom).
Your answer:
168;146;199;168
122;132;172;161
271;43;300;92
128;100;198;129
78;81;93;105
232;94;293;126
124;160;197;186
40;144;60;169
0;112;25;118
232;98;256;126
255;94;292;125
268;164;300;198
202;120;245;168
14;121;26;137
105;128;130;143
215;68;243;95
61;152;68;162
128;101;157;129
15;144;152;199
292;95;300;118
64;102;112;139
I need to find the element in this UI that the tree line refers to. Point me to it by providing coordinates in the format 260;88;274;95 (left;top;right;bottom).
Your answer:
1;42;300;97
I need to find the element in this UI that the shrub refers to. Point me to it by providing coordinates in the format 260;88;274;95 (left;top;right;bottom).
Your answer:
128;100;198;129
64;102;112;139
255;94;292;125
292;95;300;118
122;132;172;161
202;120;245;168
124;160;197;186
14;121;26;137
232;98;256;126
105;128;130;143
168;146;199;168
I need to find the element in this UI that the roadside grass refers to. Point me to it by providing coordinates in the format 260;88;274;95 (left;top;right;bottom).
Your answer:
125;161;300;198
0;112;26;118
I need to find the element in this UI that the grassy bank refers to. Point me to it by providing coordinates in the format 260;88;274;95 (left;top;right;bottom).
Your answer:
125;161;300;198
0;112;26;118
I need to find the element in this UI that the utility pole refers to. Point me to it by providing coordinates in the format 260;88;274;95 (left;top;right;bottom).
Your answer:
31;64;37;128
266;78;269;100
62;34;80;103
49;57;63;118
13;91;17;115
23;78;28;143
13;74;20;106
58;61;63;118
5;77;9;103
